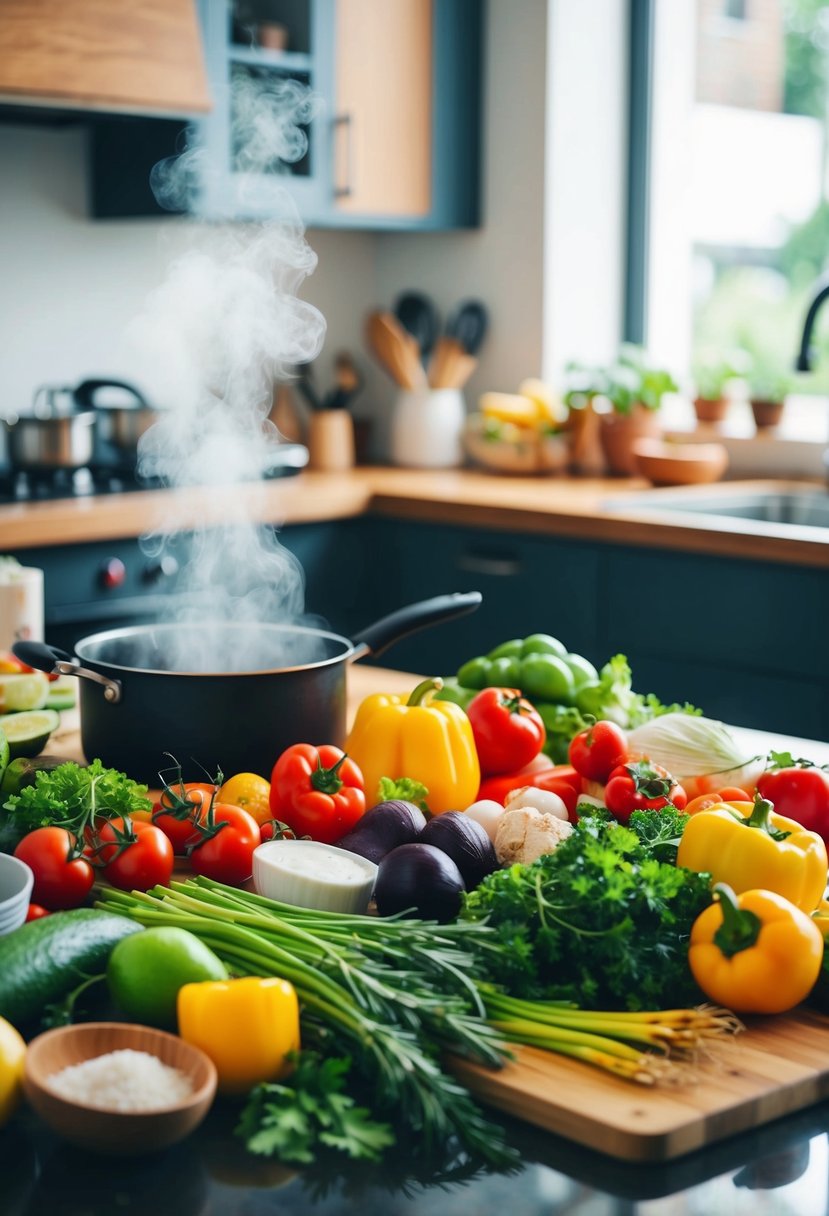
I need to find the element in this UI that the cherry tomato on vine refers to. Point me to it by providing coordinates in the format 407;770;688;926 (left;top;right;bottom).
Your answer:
189;803;260;886
152;783;215;854
14;827;94;910
466;687;546;776
685;787;751;815
604;761;686;824
568;720;629;783
25;903;50;922
97;817;174;892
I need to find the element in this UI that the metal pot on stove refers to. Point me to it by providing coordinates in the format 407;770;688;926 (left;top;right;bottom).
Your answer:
74;378;159;455
3;385;97;472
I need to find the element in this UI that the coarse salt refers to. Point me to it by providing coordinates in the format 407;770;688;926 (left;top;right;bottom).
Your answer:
47;1048;193;1111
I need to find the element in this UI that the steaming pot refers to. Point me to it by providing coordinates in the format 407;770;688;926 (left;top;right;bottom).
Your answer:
74;378;159;454
15;593;481;783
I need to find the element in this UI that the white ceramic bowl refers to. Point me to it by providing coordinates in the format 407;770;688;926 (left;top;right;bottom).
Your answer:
253;839;377;914
0;853;34;935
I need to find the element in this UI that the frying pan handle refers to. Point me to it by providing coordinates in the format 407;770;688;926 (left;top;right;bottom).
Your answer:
350;591;482;660
13;640;122;704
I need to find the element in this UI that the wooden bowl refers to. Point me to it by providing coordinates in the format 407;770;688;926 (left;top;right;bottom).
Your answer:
631;438;729;487
24;1022;217;1155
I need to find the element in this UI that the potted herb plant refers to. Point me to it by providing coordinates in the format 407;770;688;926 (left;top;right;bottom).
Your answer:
691;353;745;424
748;366;790;431
567;346;677;476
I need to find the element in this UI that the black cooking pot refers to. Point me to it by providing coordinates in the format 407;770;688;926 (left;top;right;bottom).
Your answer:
15;592;481;784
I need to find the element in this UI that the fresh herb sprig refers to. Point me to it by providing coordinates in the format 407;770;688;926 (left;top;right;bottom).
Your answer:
463;810;711;1011
238;1052;395;1165
3;758;151;839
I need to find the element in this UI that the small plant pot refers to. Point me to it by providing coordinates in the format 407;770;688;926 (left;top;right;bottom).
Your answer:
693;397;729;424
599;404;661;476
751;399;784;430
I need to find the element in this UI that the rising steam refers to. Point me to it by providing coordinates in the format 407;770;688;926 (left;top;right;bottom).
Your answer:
125;74;328;673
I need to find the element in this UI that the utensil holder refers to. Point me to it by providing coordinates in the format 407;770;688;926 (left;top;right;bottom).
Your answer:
308;410;355;471
390;387;466;468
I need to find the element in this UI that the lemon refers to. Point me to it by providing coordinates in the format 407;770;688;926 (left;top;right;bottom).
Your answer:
0;1016;25;1127
0;709;60;759
0;672;49;714
107;927;228;1029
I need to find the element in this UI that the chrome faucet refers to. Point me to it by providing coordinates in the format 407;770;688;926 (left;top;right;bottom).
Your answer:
796;272;829;372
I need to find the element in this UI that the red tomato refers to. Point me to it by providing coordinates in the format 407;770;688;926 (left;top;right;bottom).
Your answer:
97;818;174;892
14;827;94;910
270;744;366;844
466;687;546;776
756;765;829;843
568;721;629;783
189;803;260;886
152;783;215;854
25;903;50;922
604;761;687;824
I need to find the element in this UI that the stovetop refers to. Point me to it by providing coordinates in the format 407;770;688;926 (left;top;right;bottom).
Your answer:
0;445;309;505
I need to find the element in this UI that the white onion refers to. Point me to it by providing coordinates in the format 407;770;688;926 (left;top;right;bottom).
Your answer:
504;786;568;822
463;800;505;843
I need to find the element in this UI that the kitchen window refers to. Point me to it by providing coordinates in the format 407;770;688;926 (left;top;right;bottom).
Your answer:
638;0;829;447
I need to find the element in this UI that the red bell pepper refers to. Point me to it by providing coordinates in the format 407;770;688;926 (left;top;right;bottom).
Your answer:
477;760;583;819
466;686;546;776
269;744;366;844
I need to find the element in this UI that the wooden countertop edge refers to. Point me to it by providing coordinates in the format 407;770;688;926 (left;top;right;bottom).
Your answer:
5;468;829;569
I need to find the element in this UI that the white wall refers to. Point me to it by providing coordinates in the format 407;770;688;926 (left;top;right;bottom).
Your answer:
0;1;553;458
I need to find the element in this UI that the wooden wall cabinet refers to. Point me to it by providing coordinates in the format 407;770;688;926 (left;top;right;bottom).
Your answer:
89;0;483;229
0;0;210;117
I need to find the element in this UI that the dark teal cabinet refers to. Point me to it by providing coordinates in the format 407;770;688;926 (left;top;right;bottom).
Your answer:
90;0;483;229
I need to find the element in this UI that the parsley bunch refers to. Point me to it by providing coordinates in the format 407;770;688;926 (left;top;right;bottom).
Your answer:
238;1053;395;1165
3;758;151;839
463;810;711;1011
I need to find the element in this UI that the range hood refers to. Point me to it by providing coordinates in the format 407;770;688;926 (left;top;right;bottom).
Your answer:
0;0;211;118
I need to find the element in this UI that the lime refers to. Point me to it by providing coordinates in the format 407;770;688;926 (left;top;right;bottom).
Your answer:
0;728;8;791
107;926;228;1029
0;709;60;759
0;672;49;714
45;675;77;712
563;653;600;690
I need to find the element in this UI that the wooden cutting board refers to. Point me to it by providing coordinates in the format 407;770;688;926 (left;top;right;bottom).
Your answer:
450;1005;829;1162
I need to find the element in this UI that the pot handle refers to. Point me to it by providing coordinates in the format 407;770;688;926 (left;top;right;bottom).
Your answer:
13;640;122;705
74;378;150;410
350;591;482;661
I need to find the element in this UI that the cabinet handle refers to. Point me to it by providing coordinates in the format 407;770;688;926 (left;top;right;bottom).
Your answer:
457;553;522;578
333;113;353;199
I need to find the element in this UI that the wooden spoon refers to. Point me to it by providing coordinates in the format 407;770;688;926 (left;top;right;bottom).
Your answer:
365;311;426;390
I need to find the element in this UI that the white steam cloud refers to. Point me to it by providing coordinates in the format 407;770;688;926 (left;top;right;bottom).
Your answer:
125;75;327;673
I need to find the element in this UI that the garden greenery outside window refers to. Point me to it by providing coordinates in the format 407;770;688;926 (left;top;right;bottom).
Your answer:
642;0;829;450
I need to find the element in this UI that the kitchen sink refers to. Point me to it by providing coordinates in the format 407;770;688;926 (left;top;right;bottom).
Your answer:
604;486;829;534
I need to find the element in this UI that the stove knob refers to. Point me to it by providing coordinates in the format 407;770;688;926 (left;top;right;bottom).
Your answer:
142;555;180;584
99;557;127;590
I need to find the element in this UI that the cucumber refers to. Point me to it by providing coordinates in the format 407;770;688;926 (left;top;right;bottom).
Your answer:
0;908;143;1027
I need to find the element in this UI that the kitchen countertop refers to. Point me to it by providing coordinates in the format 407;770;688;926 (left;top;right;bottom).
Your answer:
5;467;829;569
12;663;829;1212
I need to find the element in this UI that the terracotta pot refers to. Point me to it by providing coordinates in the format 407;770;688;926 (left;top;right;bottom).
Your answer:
599;404;661;476
751;399;784;430
693;396;729;424
564;402;605;475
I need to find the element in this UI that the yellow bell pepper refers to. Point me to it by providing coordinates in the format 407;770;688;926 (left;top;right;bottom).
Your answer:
676;795;828;913
0;1016;25;1126
689;883;824;1014
177;976;299;1096
345;677;480;815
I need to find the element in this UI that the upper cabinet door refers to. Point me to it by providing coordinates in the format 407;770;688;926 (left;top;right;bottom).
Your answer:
0;0;211;116
332;0;432;219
